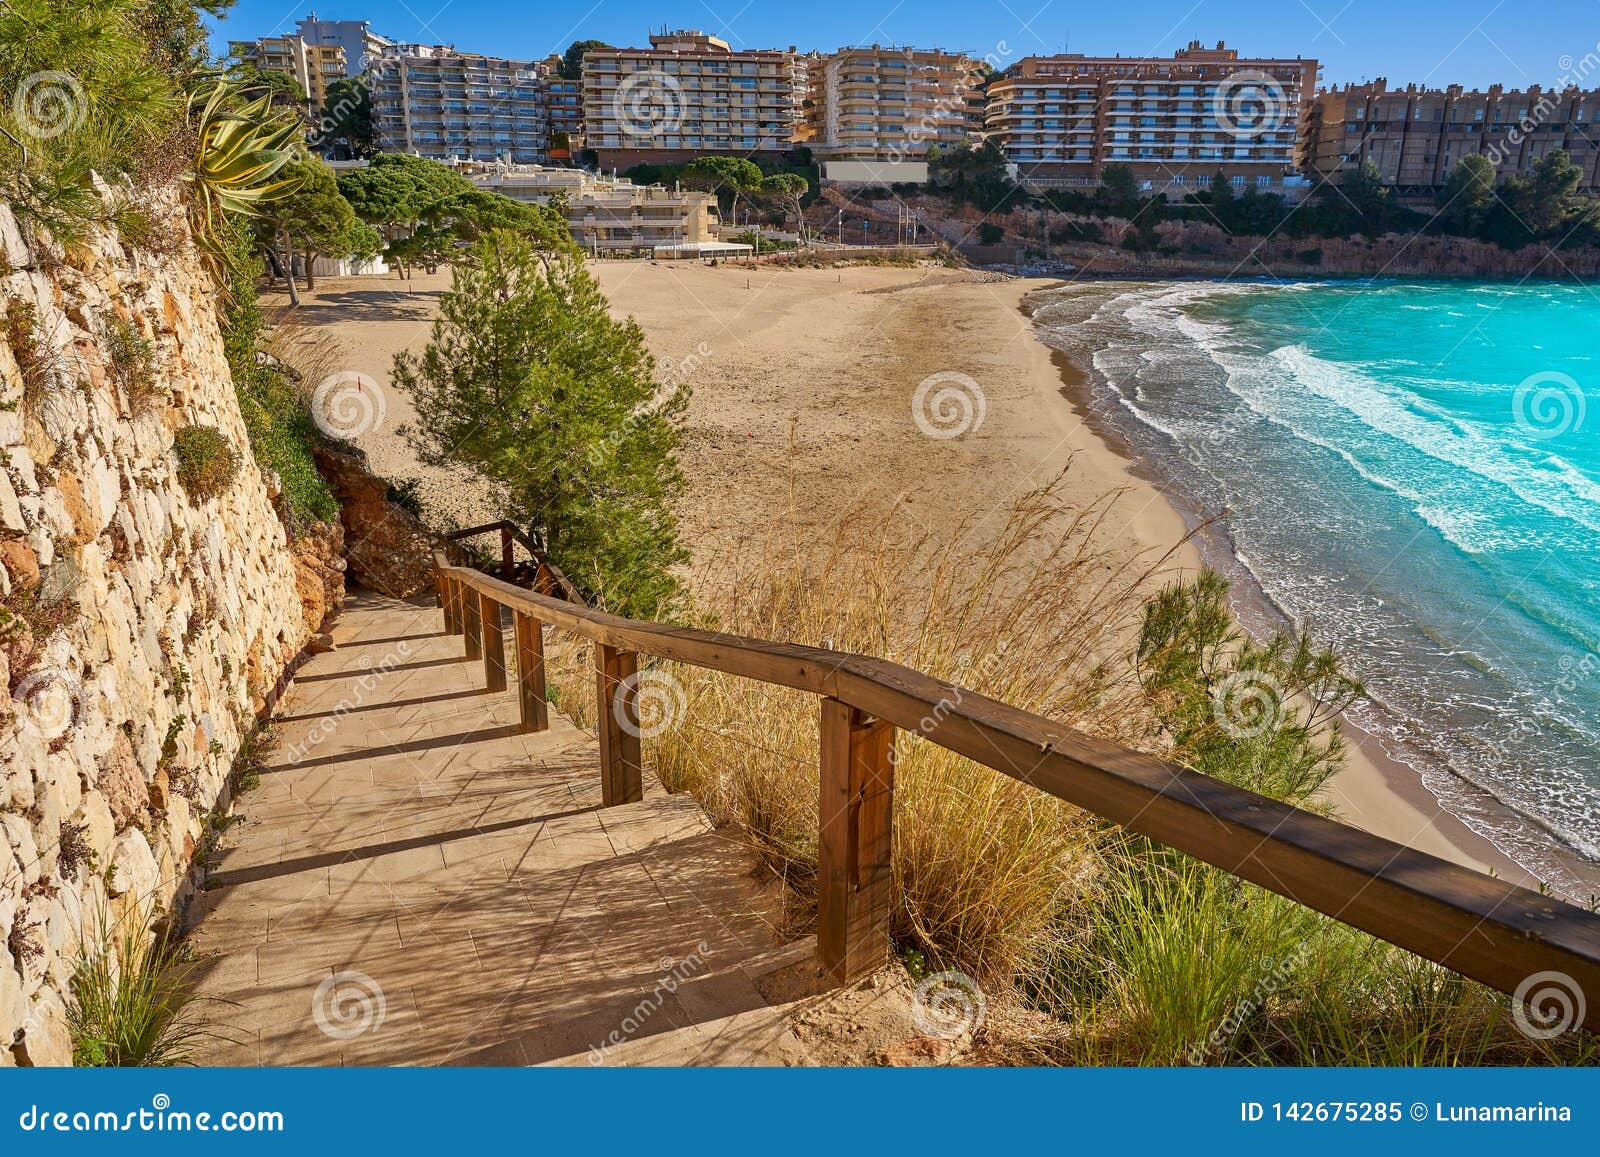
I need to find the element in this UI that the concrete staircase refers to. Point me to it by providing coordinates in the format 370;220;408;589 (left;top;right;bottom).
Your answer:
186;591;808;1066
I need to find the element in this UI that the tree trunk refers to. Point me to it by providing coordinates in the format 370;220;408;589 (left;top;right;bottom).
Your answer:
262;245;287;284
303;249;316;291
277;231;300;307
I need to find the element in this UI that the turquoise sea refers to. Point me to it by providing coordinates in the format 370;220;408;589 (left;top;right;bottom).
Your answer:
1032;280;1600;894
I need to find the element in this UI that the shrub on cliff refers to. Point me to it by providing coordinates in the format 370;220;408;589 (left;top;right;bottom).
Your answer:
172;424;240;500
394;230;688;618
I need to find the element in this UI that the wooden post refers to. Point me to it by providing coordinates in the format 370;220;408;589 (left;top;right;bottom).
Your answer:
500;525;515;579
595;644;643;806
463;583;482;660
439;572;456;634
514;612;549;733
817;698;896;984
480;591;507;692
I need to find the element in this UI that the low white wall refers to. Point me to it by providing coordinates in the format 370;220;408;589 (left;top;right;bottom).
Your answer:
821;160;930;186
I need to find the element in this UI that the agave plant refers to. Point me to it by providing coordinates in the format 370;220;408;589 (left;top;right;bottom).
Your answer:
185;80;304;278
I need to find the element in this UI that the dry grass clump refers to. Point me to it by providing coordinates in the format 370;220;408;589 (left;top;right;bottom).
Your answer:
539;473;1598;1065
102;315;158;413
546;472;1179;981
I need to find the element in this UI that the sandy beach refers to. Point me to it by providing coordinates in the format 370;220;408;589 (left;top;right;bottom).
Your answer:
270;259;1528;882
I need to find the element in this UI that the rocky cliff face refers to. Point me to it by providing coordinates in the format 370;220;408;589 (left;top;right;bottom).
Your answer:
0;196;332;1064
913;199;1600;280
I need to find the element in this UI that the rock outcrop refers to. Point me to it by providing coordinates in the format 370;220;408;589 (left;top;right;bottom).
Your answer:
312;442;438;598
905;197;1600;280
0;194;323;1065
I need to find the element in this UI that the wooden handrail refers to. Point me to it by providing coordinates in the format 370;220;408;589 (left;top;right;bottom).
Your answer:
433;553;1600;1029
444;520;586;604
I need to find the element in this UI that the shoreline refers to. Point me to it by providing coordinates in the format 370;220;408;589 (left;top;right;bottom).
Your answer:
1033;292;1542;887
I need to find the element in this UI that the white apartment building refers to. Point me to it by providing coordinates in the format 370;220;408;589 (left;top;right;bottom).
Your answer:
372;46;551;164
294;14;392;73
581;30;807;168
471;164;721;254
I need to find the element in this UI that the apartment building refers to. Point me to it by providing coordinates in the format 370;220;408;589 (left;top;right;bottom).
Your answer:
230;16;389;111
229;34;345;111
471;163;720;254
546;79;584;149
371;46;551;164
808;45;984;183
1304;80;1600;191
581;30;807;169
985;41;1319;198
295;14;392;73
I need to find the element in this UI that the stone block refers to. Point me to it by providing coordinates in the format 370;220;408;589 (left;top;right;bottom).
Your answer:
107;827;157;901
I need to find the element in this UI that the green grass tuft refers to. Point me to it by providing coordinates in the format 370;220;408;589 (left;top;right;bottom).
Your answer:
68;912;210;1067
171;424;240;500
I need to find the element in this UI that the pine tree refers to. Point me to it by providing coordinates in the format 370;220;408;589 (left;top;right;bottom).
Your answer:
263;156;377;291
1437;153;1497;236
393;231;689;618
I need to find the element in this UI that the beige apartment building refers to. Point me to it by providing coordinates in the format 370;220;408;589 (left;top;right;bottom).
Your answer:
230;16;390;112
581;30;807;169
471;163;720;254
230;33;346;111
985;41;1319;198
808;45;983;182
1304;80;1600;191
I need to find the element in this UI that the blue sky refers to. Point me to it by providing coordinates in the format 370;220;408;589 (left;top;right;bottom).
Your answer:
206;0;1600;88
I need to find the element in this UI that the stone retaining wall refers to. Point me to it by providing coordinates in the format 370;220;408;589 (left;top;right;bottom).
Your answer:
0;195;325;1064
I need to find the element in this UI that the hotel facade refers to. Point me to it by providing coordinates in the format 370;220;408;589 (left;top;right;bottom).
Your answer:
580;30;808;169
985;42;1318;198
1304;80;1600;192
